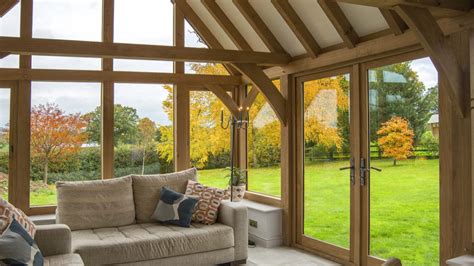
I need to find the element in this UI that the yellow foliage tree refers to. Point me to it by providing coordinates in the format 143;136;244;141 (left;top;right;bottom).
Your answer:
377;116;415;166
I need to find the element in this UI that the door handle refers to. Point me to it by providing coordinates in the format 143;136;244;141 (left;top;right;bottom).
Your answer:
360;158;382;186
339;158;355;186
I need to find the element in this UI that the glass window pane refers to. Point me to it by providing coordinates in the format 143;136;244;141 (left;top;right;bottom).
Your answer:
33;0;102;41
247;80;281;197
368;57;439;265
0;89;10;201
114;84;174;176
30;82;101;206
0;0;20;37
190;91;230;189
0;55;19;69
114;0;172;45
114;59;173;73
32;56;101;70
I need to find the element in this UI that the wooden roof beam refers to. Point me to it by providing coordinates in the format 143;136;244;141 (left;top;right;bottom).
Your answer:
0;0;19;17
395;5;466;117
379;8;408;36
206;84;240;118
318;0;359;48
201;0;252;51
332;0;472;12
242;86;259;111
0;37;290;66
233;0;286;53
271;0;321;58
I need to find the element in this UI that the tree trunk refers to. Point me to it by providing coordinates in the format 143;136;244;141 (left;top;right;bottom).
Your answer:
141;148;146;175
393;158;397;166
43;160;48;184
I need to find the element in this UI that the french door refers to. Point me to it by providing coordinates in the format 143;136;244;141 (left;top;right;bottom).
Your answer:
295;54;439;266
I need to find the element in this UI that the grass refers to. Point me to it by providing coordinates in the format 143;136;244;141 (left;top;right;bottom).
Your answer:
1;158;438;266
199;158;439;266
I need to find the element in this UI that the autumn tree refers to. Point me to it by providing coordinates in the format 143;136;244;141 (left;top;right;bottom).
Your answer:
138;117;157;174
377;116;415;166
30;104;88;183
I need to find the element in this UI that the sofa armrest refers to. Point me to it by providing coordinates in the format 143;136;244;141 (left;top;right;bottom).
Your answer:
34;224;72;257
218;200;248;262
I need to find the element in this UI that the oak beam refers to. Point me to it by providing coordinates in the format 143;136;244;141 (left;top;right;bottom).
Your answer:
379;8;408;36
202;0;252;51
173;0;240;75
395;5;466;117
233;0;286;53
234;63;286;125
0;0;18;17
242;87;259;111
0;68;243;85
0;37;291;66
271;0;321;58
332;0;473;11
206;84;240;118
318;0;359;48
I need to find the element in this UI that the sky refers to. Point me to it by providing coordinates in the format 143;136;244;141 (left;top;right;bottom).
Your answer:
0;0;438;128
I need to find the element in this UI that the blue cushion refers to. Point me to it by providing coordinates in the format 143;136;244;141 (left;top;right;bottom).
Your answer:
0;218;44;266
151;187;199;227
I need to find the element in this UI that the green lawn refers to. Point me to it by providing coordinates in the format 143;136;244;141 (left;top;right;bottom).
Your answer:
199;158;439;266
1;158;438;265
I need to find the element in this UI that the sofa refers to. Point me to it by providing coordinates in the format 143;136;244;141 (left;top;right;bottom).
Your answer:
51;168;248;266
34;224;84;265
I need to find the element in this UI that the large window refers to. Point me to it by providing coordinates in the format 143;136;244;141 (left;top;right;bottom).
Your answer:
0;0;20;68
114;84;173;177
30;82;101;206
247;81;281;198
0;88;10;200
189;90;231;189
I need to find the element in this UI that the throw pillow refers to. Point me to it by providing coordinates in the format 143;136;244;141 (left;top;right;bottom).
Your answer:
185;180;226;225
0;218;43;266
0;198;36;238
151;187;199;227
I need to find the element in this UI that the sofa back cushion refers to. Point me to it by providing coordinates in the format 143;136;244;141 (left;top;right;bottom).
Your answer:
56;176;135;230
132;168;197;223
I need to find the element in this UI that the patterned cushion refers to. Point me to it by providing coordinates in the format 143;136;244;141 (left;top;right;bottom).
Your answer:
185;180;226;225
0;218;43;266
151;187;199;227
0;198;36;238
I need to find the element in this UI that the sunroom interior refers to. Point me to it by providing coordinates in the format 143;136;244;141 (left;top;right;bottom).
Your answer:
0;0;473;265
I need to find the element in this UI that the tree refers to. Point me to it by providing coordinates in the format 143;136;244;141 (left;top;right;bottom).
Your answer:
138;118;157;174
84;104;139;146
30;104;88;183
377;116;415;166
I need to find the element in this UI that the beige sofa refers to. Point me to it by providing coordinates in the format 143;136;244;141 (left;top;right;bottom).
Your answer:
34;224;84;265
53;168;248;266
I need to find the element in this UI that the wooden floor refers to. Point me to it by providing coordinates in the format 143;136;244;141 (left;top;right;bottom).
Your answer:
246;246;339;266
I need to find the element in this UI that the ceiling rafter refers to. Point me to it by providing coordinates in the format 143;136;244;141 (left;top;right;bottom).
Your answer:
233;0;286;53
379;8;408;36
0;37;290;66
395;5;466;117
201;0;252;51
331;0;472;12
271;0;321;58
172;0;240;75
0;0;18;17
206;84;240;118
318;0;359;48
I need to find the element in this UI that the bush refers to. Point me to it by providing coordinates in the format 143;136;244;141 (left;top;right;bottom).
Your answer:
419;131;439;158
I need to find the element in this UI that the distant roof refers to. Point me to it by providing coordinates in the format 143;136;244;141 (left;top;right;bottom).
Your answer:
428;114;439;124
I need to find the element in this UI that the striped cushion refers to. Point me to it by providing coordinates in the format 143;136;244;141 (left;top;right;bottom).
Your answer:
185;180;225;225
0;218;43;266
56;176;135;230
0;198;36;238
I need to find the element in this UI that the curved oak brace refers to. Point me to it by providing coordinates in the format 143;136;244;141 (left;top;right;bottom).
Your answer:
395;5;466;117
234;63;287;125
206;84;240;118
242;87;259;112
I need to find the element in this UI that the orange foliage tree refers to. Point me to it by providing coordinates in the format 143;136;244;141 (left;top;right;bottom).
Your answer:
30;104;88;183
377;116;415;166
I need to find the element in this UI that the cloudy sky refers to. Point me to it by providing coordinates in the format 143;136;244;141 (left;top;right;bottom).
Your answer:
0;0;438;128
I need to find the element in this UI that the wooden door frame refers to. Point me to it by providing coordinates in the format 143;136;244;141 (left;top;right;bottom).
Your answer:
294;66;357;265
360;50;429;266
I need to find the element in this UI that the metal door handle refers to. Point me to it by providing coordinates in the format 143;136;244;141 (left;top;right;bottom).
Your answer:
370;166;382;172
339;158;355;186
360;158;382;186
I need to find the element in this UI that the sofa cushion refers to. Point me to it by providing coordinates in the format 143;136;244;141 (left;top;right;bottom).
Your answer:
185;180;226;225
56;176;135;230
71;222;234;265
0;198;36;238
151;187;199;227
132;168;197;223
44;254;83;266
